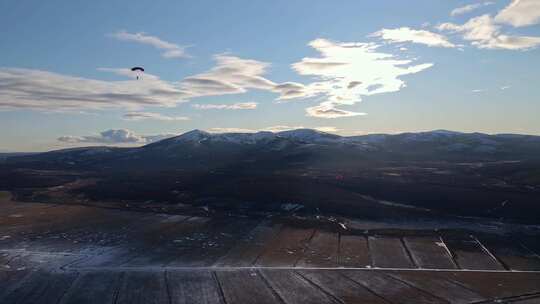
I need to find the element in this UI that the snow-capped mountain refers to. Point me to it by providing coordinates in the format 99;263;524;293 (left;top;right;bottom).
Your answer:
157;128;342;145
276;129;342;143
167;129;211;143
5;129;540;169
148;128;537;150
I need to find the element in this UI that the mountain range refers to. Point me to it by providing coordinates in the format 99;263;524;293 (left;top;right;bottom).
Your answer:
1;129;540;223
3;129;540;169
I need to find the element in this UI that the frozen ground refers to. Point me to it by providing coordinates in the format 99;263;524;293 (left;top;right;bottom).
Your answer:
1;191;540;303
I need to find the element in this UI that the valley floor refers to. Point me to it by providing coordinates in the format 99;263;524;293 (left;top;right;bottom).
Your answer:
1;192;540;303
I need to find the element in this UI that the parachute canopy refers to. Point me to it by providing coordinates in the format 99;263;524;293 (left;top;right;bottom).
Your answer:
130;67;144;80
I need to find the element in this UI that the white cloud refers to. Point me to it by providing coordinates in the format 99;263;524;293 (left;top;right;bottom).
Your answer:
192;102;258;110
0;55;307;112
273;82;313;101
371;27;456;48
472;89;486;93
291;39;433;118
109;30;189;58
0;68;189;111
58;129;175;144
0;42;433;118
495;0;540;27
181;55;274;96
451;2;494;17
501;85;511;90
438;14;540;50
181;54;309;101
306;102;367;119
122;112;189;121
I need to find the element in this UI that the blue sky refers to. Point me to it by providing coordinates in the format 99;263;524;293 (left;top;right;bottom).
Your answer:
1;0;540;151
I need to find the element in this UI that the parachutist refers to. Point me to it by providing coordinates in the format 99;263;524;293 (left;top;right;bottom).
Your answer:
131;66;144;80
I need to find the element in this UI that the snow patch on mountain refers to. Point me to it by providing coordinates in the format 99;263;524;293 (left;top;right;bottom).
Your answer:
277;129;341;143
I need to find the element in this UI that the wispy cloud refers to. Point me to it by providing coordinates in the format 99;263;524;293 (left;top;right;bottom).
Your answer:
0;68;189;111
450;2;494;17
108;30;189;58
192;102;257;110
495;0;540;27
291;39;433;118
58;129;175;144
438;14;540;50
273;82;313;101
472;89;486;93
0;54;305;112
122;112;189;121
500;85;511;90
181;55;274;96
440;0;540;50
371;27;456;48
181;54;309;100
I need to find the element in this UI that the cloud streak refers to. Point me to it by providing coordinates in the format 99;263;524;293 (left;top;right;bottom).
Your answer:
181;55;275;96
438;14;540;50
371;27;456;48
192;102;257;110
0;68;189;111
0;55;305;112
122;112;189;121
0;55;301;112
181;54;309;101
450;2;494;17
109;30;189;58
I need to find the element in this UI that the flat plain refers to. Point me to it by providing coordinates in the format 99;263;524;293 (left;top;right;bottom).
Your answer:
2;192;540;303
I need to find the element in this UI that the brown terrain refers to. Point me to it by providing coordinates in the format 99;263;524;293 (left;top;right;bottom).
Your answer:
2;191;540;304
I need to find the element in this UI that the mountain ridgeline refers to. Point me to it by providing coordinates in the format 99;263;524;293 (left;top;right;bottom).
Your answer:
5;129;540;168
1;129;540;223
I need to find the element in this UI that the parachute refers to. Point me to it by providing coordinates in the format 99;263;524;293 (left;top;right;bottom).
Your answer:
131;67;144;80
